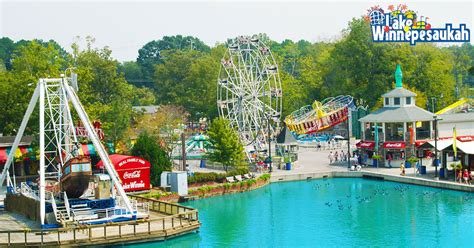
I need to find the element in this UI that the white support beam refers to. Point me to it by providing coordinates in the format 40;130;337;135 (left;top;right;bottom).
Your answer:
39;80;46;226
63;84;135;216
0;84;40;188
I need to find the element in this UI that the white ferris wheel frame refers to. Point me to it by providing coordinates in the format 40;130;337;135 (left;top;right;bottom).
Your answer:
217;35;283;155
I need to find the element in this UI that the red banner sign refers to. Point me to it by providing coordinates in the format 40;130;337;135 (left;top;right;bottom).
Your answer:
357;141;375;149
117;169;150;192
383;142;406;149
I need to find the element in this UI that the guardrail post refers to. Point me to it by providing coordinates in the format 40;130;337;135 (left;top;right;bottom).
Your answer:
104;226;107;240
89;227;92;241
179;214;183;227
172;217;174;229
8;232;11;246
163;219;165;231
41;231;44;244
73;228;76;242
133;222;136;236
57;230;61;244
119;225;122;238
24;230;27;245
148;220;151;234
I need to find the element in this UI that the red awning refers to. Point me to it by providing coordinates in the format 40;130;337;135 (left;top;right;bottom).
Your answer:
383;142;406;149
356;141;375;149
96;154;150;170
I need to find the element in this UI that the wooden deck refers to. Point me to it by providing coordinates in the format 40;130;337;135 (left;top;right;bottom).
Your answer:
0;196;200;246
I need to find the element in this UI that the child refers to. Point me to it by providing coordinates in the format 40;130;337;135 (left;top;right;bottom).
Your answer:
457;170;463;183
400;163;405;176
328;152;334;164
462;169;470;184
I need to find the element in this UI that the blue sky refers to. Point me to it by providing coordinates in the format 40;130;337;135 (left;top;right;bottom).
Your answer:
1;0;472;61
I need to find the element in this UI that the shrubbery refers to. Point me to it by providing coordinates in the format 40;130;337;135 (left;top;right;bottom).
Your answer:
187;167;249;184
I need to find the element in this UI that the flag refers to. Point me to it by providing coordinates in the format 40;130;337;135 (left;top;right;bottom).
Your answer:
453;127;457;157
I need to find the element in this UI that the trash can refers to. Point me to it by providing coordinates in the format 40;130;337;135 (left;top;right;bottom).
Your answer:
439;168;445;178
286;162;292;170
405;161;411;169
200;160;206;168
420;166;426;175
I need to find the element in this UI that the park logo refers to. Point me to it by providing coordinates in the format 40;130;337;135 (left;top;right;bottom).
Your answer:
366;4;470;45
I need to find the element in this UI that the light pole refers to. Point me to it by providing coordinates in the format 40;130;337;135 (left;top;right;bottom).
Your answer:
266;113;280;173
347;114;351;168
433;115;439;179
268;117;272;173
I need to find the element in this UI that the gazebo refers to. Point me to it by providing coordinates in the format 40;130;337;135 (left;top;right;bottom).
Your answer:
358;65;436;167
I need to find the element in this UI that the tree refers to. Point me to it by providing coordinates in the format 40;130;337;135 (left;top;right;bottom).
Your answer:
131;132;172;186
153;49;219;118
0;40;68;135
137;35;210;80
206;118;246;172
73;40;135;144
126;105;189;156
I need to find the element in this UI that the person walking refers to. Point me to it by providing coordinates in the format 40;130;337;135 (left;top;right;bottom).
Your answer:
400;162;405;176
328;152;334;164
334;151;339;162
462;169;470;185
387;152;393;168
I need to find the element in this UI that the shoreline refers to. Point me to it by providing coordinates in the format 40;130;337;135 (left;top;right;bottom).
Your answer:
271;170;474;192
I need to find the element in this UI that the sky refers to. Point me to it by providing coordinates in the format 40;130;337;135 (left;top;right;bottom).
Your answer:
1;0;473;62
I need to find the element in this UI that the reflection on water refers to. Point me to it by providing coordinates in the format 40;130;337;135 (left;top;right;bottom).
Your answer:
122;178;474;247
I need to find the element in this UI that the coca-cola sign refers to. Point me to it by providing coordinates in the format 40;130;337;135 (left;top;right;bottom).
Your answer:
383;142;406;149
457;136;474;142
123;170;141;179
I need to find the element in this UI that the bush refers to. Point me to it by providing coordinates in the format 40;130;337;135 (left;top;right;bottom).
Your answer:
188;167;249;184
259;174;270;181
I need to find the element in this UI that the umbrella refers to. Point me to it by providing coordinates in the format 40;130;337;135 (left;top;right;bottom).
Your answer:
333;135;345;140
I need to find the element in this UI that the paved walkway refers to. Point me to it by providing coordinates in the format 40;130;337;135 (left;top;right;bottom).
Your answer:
272;146;472;187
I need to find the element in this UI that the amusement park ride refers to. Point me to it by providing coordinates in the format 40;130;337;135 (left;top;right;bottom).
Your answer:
0;72;147;228
285;95;355;135
217;35;283;159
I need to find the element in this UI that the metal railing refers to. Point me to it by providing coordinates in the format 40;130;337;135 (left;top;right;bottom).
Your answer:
0;197;199;246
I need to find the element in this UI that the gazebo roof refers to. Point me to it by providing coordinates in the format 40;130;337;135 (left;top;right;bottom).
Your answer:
381;87;417;97
359;106;435;123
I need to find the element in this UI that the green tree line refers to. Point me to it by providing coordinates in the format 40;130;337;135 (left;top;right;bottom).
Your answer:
1;19;474;144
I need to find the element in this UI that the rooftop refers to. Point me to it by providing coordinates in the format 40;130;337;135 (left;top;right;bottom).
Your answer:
439;112;474;123
132;105;160;114
381;87;417;98
358;106;435;123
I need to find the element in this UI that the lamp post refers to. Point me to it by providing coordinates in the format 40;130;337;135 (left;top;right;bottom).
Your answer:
347;114;351;168
433;115;439;179
266;113;280;173
267;116;272;173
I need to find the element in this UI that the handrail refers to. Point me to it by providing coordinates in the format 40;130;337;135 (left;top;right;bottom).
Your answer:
129;195;196;212
0;209;200;246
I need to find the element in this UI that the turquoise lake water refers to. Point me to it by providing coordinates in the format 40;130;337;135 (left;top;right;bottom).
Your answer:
126;178;474;247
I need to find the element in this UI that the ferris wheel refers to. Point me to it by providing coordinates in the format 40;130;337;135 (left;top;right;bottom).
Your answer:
217;35;283;155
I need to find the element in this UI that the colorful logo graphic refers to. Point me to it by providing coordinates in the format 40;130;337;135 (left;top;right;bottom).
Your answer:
366;4;470;45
